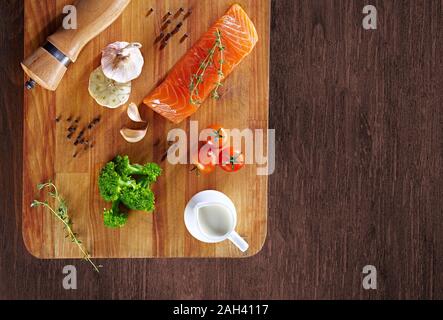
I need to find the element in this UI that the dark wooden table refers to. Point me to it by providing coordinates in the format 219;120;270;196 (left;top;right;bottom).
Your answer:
1;0;442;300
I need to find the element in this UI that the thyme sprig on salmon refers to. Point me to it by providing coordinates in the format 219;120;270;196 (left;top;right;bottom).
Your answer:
189;29;225;106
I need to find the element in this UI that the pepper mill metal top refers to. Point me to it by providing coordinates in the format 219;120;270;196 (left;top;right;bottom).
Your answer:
21;0;131;91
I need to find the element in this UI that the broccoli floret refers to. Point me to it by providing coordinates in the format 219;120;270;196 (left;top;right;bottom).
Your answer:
114;155;132;176
98;162;135;202
103;200;128;228
114;155;162;183
99;156;162;228
120;184;155;212
140;163;162;184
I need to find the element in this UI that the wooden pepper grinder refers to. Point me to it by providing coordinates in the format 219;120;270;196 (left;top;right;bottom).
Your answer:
21;0;131;91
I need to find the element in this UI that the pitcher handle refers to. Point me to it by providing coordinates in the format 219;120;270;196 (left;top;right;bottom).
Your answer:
228;231;249;252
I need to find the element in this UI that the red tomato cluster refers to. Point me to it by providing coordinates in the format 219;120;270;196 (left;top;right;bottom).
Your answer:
191;125;245;175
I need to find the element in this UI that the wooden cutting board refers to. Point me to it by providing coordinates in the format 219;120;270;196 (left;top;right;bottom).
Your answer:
23;0;270;258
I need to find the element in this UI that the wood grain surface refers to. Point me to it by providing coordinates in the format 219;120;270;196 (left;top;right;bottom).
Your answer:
22;0;269;258
1;0;442;299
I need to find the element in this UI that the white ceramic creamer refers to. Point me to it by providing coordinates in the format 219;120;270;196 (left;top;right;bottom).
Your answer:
184;190;249;252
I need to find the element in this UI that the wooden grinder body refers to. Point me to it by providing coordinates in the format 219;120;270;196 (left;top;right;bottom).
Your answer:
21;0;131;91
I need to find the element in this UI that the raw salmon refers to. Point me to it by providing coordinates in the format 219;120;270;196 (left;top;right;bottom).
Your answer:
143;4;258;124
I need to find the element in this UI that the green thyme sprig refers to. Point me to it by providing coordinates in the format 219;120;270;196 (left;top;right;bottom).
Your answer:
211;29;225;100
189;29;225;105
31;182;101;273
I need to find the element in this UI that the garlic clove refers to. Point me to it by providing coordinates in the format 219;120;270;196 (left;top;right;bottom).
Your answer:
88;67;131;109
121;102;148;143
127;102;145;123
101;42;144;83
120;127;148;143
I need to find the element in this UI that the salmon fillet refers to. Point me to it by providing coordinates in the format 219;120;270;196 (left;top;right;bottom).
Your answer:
143;4;258;124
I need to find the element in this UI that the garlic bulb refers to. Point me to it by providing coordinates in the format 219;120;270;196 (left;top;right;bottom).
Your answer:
88;67;131;108
101;42;144;83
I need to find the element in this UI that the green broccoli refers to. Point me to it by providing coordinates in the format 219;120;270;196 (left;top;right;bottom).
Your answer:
98;162;136;202
103;200;128;228
139;163;163;184
98;155;162;228
114;155;162;183
120;185;155;212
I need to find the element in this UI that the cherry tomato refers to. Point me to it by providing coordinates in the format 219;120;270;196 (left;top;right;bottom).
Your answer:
219;147;245;173
190;141;218;175
205;124;229;149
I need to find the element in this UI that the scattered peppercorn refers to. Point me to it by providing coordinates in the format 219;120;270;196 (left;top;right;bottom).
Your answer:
163;11;172;21
60;115;101;158
183;10;192;20
155;32;165;44
172;22;183;35
161;33;172;49
180;33;189;43
174;7;185;19
161;19;172;31
164;32;172;42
